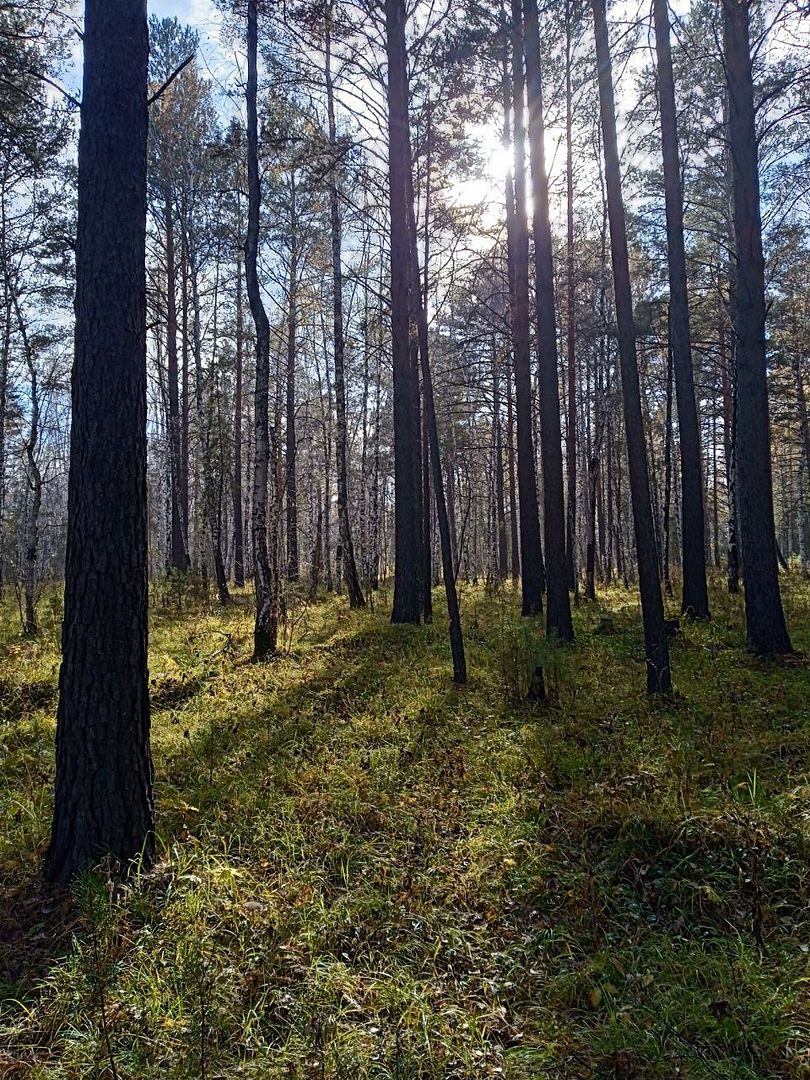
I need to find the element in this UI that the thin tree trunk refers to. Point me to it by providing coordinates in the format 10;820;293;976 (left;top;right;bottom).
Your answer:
653;0;710;619
232;250;245;587
286;184;300;582
326;13;364;608
564;0;578;593
508;0;544;615
592;0;671;692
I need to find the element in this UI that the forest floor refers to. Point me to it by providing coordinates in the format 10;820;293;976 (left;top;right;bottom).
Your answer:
1;578;810;1078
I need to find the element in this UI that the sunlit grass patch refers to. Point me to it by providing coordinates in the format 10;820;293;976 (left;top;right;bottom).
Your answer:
1;575;810;1076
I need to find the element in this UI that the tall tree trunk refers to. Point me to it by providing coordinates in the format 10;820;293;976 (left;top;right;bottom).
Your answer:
592;0;671;692
326;13;364;608
14;301;41;636
180;205;190;558
189;248;230;606
232;250;245;587
724;0;791;655
245;0;277;658
719;313;739;591
509;0;544;616
48;0;153;882
164;191;187;573
564;0;578;593
386;0;422;623
524;0;574;641
492;349;508;579
653;0;710;619
0;270;9;598
662;338;674;597
286;179;299;582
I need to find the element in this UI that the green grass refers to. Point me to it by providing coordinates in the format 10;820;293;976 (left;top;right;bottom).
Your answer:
1;577;810;1077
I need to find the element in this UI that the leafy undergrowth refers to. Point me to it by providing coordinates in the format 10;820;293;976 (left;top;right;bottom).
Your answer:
1;578;810;1077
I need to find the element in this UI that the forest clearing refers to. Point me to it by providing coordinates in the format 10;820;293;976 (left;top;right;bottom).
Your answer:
2;579;810;1078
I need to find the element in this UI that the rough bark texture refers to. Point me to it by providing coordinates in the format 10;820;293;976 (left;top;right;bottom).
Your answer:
47;0;153;883
524;0;574;642
386;0;422;624
653;0;710;619
592;0;671;692
286;184;299;582
509;0;544;617
245;0;277;658
723;0;791;654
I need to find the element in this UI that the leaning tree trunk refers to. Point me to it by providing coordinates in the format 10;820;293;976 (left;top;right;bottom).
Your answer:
524;0;574;642
508;0;544;615
592;0;671;692
386;0;422;624
723;0;791;655
245;0;277;658
653;0;710;619
326;12;365;609
48;0;153;883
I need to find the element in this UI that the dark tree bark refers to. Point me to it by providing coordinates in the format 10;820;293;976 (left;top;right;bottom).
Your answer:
48;0;153;883
509;0;544;616
326;12;364;608
723;0;791;654
245;0;277;658
524;0;574;642
653;0;710;619
386;0;422;624
592;0;671;692
232;250;245;587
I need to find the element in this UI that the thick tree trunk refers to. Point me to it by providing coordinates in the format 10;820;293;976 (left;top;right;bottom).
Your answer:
653;0;710;619
592;0;671;692
724;0;791;655
48;0;153;883
524;0;574;642
509;0;544;616
245;0;277;658
386;0;422;624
